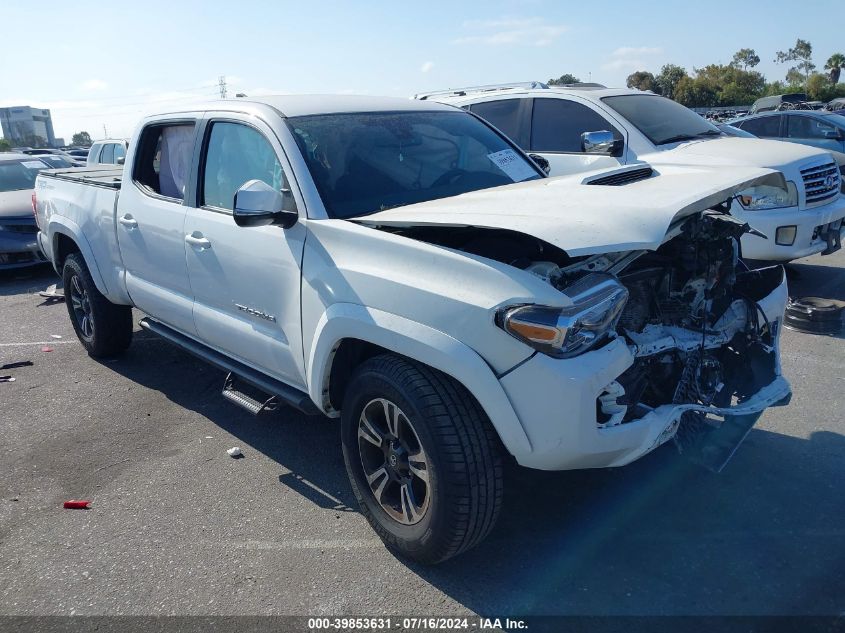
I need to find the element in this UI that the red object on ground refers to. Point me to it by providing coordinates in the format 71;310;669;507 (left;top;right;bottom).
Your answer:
63;500;91;509
41;346;53;352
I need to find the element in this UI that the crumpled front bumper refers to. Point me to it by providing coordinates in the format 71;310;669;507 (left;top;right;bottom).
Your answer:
499;267;790;471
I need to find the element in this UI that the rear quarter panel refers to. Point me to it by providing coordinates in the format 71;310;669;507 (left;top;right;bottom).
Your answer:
36;175;131;304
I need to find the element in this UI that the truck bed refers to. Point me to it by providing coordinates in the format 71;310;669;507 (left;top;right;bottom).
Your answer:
40;166;123;189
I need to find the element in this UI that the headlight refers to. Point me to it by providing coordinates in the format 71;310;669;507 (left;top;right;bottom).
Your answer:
735;181;798;210
498;273;628;358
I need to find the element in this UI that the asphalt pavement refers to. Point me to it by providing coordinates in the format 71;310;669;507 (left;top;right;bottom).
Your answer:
0;252;843;617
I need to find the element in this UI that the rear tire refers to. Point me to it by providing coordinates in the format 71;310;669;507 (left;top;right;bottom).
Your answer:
341;354;503;564
63;253;132;357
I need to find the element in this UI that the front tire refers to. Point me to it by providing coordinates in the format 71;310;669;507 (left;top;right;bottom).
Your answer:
63;253;132;357
341;354;503;564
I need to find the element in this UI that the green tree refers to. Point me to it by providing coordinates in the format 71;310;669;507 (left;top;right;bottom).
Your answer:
693;64;766;106
775;38;815;83
806;73;837;101
655;64;688;99
548;73;581;86
785;68;806;90
626;70;657;92
731;48;760;70
0;138;11;152
71;131;93;146
673;75;718;108
825;53;845;84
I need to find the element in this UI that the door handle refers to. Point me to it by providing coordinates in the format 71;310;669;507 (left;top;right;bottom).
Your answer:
118;215;138;229
185;233;211;250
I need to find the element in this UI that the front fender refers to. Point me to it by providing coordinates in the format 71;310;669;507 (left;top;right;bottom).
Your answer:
48;217;110;297
307;303;533;460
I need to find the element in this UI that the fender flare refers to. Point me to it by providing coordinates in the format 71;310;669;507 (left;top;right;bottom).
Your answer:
306;303;533;459
48;217;110;297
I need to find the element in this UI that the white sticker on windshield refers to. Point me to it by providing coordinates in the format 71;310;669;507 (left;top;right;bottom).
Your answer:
487;149;536;182
22;160;47;169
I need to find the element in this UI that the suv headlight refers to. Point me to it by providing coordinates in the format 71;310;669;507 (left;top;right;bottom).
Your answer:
497;273;628;358
735;181;798;210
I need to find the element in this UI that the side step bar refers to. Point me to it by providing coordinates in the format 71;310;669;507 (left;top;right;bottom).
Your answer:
222;372;279;415
139;317;321;416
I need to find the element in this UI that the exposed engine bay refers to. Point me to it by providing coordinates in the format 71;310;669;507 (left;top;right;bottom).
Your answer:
385;210;786;451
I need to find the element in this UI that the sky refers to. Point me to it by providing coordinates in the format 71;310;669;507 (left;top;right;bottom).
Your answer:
1;0;841;143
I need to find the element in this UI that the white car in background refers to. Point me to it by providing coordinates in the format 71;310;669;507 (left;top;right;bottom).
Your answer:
420;83;845;262
86;138;129;166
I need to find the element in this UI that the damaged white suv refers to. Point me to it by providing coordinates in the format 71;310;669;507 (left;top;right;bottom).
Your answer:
36;96;791;563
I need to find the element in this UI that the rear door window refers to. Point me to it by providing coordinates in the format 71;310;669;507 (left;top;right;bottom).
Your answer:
132;123;196;200
740;115;782;138
530;98;621;153
469;99;525;146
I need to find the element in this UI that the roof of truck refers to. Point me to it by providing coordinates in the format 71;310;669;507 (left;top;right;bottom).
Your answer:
218;94;458;117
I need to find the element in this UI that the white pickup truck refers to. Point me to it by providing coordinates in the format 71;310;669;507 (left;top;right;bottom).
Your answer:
35;95;791;563
420;83;845;262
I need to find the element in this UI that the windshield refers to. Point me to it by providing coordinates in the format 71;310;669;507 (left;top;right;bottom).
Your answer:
603;95;721;146
38;155;74;168
0;159;47;192
287;110;542;219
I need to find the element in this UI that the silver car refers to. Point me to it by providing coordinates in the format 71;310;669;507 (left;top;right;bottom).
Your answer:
0;154;50;269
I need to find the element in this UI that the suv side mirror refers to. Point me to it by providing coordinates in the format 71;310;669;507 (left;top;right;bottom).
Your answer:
581;131;623;157
117;157;125;165
528;153;551;175
233;179;297;229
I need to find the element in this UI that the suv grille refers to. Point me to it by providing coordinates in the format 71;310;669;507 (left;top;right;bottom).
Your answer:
801;162;841;205
586;167;654;186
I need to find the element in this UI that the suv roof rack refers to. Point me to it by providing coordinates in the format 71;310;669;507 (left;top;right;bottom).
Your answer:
414;81;549;100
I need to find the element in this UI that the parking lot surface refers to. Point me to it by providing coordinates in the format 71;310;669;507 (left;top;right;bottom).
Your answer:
1;253;844;617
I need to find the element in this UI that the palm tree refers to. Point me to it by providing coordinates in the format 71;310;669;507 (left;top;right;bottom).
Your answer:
825;53;845;84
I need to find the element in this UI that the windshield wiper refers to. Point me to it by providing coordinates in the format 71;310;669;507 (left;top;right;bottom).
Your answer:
658;130;721;145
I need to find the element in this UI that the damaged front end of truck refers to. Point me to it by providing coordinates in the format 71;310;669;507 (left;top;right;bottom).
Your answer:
358;166;793;471
498;210;791;471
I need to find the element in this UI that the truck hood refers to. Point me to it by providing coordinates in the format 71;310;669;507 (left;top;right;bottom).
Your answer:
646;137;832;169
356;164;783;256
0;189;34;219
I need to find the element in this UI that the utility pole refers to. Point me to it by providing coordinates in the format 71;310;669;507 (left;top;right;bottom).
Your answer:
103;124;108;138
218;75;227;99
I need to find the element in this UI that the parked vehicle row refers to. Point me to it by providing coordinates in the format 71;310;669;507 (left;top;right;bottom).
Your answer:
35;95;795;563
420;83;844;262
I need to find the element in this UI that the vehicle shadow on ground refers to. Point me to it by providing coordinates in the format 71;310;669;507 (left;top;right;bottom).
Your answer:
109;334;357;511
0;264;56;296
785;261;845;301
104;334;845;617
409;429;845;616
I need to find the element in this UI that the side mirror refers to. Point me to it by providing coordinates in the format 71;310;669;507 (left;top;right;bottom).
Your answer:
822;129;844;140
233;179;297;229
581;130;623;156
117;157;125;165
528;153;551;175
